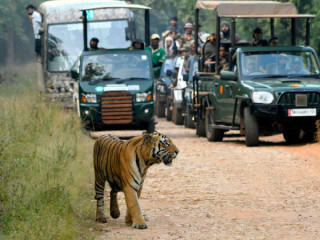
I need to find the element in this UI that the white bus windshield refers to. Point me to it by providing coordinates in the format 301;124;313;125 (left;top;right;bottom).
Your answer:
47;20;131;72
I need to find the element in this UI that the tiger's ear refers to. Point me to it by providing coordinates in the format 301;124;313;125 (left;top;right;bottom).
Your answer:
142;131;154;143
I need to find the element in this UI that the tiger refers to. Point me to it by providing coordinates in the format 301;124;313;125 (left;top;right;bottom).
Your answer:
93;131;179;229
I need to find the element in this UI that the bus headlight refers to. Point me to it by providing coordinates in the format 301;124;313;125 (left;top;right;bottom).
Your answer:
136;92;152;102
251;92;274;104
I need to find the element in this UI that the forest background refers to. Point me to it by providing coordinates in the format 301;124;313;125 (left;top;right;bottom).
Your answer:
1;0;320;65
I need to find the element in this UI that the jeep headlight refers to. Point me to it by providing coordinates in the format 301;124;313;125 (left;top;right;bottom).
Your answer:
251;92;274;104
136;92;152;102
81;93;97;103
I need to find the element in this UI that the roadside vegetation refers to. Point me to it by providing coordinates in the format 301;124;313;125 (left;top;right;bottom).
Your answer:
0;64;97;240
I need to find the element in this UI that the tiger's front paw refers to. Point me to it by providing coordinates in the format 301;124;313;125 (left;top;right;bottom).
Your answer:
132;222;148;229
96;216;107;223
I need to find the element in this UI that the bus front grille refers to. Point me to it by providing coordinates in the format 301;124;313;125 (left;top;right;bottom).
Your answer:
101;91;133;124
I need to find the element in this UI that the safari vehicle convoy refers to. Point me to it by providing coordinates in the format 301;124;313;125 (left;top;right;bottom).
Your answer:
38;0;137;107
193;0;320;146
70;2;155;131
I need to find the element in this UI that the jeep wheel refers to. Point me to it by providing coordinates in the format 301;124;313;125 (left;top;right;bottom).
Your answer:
166;97;172;121
205;111;224;142
196;118;206;137
283;129;301;144
156;100;165;118
244;107;259;146
184;112;195;129
145;119;155;133
172;104;183;125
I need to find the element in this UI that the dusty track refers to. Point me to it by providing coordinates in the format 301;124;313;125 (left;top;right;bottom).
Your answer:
91;117;320;240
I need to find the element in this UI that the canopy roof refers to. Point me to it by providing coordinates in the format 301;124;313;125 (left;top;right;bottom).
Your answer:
79;2;151;11
195;1;315;18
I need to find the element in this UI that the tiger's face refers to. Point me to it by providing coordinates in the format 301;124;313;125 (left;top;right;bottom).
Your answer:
143;131;179;166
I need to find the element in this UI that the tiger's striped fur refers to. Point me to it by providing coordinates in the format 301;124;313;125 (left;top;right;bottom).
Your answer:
93;131;179;229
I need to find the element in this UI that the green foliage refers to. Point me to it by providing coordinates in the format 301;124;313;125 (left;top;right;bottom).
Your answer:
1;0;320;63
0;66;96;240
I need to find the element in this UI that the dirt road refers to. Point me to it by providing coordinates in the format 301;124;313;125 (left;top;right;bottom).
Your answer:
92;117;320;240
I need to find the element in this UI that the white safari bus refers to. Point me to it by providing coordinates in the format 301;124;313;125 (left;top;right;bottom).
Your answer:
38;0;136;106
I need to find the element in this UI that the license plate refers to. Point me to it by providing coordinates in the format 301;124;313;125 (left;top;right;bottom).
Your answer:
288;108;317;117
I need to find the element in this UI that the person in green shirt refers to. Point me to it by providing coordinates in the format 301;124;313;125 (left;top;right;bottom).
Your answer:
145;34;166;78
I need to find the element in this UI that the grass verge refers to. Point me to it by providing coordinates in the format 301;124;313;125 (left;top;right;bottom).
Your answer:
0;64;97;240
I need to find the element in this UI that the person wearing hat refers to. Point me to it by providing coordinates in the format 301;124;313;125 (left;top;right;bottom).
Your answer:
89;37;106;51
167;16;183;34
201;33;216;72
26;4;42;56
132;39;145;50
145;33;166;78
181;22;194;52
220;21;241;43
251;27;268;46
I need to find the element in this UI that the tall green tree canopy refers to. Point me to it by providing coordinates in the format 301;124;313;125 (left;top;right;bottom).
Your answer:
1;0;320;65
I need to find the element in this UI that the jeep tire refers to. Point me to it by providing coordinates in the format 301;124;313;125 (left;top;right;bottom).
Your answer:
205;111;224;142
244;107;259;146
156;99;165;118
145;119;155;133
172;104;183;125
166;96;172;121
184;112;195;129
196;118;206;137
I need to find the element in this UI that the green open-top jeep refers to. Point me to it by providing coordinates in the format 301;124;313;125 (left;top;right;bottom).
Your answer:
71;2;155;131
76;49;154;131
193;1;320;146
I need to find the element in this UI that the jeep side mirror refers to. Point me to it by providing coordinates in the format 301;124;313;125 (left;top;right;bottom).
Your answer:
166;69;172;77
220;71;237;81
183;74;188;81
70;69;79;80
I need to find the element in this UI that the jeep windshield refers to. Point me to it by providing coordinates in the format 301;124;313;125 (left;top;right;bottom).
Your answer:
239;51;320;80
81;53;151;82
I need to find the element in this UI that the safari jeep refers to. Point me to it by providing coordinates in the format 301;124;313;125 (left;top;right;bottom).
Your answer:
71;3;155;131
193;1;320;146
199;47;320;146
74;49;154;131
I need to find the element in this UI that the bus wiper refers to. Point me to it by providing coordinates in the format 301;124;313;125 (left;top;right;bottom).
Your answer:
89;77;120;85
115;77;149;83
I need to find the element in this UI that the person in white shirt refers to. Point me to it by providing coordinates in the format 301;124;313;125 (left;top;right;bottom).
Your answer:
26;4;42;55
